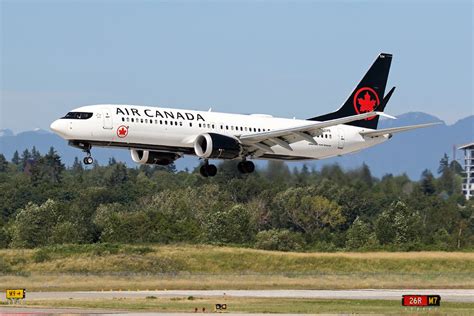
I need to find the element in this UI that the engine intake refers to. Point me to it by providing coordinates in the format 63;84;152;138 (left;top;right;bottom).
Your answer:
194;133;242;159
130;149;179;165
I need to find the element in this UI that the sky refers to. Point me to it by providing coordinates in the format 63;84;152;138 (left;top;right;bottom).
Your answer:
1;0;473;133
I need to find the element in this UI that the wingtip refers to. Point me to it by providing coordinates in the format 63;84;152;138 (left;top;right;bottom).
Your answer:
375;111;397;119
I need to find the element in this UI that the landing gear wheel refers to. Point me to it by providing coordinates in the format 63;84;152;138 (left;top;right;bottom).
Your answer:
244;160;255;173
199;165;209;177
199;162;217;177
206;164;217;177
83;156;94;165
238;160;255;174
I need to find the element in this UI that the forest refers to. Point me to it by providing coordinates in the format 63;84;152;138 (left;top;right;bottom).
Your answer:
0;147;472;251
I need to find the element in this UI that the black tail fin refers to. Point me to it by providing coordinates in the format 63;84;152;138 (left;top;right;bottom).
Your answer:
309;53;393;129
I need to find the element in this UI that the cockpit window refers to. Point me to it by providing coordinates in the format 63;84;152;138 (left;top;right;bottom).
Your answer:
62;112;93;119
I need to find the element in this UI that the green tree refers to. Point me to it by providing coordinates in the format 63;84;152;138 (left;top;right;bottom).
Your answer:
105;162;128;186
438;153;449;174
255;229;305;251
0;154;8;172
10;199;59;248
11;150;20;165
205;204;256;244
449;160;463;175
31;146;41;161
420;169;436;195
274;188;345;237
72;157;84;173
20;149;31;170
266;160;290;181
346;217;372;249
375;201;422;246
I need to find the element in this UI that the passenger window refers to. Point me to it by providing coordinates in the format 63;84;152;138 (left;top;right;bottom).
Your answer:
127;117;130;122
226;126;229;130
189;123;192;127
131;118;134;122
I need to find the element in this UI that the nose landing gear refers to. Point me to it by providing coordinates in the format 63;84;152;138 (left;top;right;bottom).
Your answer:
199;160;217;177
83;147;94;165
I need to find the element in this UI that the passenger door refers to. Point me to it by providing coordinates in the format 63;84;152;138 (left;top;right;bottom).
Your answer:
103;108;113;129
337;127;345;149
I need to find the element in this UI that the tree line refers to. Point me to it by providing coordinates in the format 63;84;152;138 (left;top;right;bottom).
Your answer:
0;148;472;251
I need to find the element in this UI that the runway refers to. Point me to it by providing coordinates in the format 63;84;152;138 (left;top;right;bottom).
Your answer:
9;289;474;302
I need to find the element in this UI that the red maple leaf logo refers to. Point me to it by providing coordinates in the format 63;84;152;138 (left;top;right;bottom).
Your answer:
353;87;380;120
358;92;376;112
117;126;128;138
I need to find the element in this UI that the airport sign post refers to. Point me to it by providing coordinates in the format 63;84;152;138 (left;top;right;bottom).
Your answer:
6;289;26;304
402;295;441;307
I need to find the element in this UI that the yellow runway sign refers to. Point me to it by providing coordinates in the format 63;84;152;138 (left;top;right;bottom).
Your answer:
6;289;25;299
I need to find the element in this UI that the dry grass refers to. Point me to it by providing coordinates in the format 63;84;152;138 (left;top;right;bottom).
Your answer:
0;244;473;291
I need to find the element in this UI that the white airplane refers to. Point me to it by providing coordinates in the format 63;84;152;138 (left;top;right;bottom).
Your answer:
50;53;438;177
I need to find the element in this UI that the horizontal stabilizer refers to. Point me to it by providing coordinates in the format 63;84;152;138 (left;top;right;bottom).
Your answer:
360;122;442;138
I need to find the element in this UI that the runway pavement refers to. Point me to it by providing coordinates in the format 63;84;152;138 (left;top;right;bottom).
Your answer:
6;289;474;302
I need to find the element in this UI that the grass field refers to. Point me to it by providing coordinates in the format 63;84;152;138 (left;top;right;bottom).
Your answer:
1;244;473;291
3;297;474;314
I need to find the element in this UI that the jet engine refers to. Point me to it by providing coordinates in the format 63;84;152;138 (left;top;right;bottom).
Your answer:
130;149;179;165
194;133;242;159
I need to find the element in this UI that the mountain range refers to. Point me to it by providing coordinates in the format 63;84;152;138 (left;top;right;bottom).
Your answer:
0;112;472;179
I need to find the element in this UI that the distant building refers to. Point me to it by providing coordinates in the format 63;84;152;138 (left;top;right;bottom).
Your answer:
459;142;474;200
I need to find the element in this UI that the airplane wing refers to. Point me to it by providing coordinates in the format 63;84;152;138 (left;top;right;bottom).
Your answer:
239;111;392;154
359;122;442;138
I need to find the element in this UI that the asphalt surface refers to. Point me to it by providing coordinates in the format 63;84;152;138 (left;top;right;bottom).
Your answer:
3;289;473;302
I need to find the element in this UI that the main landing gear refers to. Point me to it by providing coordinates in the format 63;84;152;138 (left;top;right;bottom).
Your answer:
200;160;217;177
83;147;94;165
238;160;255;174
199;159;255;177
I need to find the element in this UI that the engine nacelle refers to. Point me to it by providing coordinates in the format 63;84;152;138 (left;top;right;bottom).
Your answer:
130;149;179;165
194;133;242;159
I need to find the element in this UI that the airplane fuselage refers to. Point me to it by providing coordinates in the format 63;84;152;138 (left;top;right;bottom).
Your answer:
50;104;388;162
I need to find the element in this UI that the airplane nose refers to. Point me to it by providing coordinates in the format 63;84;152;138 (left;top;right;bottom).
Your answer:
50;119;69;137
50;120;61;133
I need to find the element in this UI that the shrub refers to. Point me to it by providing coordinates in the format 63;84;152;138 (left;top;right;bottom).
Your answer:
33;248;52;263
255;229;305;251
0;257;12;273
